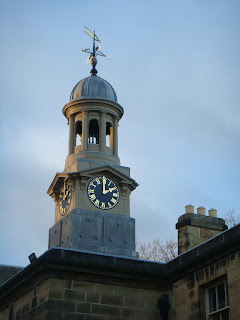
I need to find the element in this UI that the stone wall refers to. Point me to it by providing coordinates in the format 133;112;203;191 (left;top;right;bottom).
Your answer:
0;276;166;320
177;224;223;253
172;250;240;320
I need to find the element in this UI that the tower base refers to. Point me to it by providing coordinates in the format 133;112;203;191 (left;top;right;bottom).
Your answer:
49;209;138;258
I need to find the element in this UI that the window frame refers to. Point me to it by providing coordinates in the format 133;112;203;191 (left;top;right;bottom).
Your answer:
205;280;229;320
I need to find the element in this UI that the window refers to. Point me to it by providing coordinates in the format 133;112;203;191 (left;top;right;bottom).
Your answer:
207;281;229;320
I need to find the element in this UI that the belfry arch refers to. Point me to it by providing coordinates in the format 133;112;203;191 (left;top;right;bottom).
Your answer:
88;119;99;144
75;120;82;146
106;121;113;148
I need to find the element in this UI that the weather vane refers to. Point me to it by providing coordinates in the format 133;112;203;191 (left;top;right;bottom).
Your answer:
79;26;110;75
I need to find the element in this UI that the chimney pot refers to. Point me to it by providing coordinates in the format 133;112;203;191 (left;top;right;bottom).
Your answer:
197;206;206;215
208;208;217;217
185;204;194;213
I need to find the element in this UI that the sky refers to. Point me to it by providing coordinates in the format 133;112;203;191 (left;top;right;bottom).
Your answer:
1;0;240;267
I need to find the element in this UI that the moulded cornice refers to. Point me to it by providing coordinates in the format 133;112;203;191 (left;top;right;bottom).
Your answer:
62;99;124;120
47;165;138;197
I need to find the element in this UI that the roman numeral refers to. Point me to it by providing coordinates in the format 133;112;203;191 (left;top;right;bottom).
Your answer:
89;194;96;200
94;199;100;207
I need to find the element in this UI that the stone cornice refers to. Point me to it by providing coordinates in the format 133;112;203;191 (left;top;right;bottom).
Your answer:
62;99;124;120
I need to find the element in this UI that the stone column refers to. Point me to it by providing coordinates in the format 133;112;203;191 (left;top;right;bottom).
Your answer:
82;111;88;151
100;112;106;152
113;117;118;157
68;114;75;155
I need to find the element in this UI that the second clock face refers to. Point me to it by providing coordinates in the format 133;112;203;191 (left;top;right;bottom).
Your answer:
87;176;120;210
59;183;72;216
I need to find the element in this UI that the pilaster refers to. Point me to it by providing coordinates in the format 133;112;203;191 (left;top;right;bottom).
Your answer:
68;114;75;155
113;117;118;157
82;111;88;151
100;111;106;152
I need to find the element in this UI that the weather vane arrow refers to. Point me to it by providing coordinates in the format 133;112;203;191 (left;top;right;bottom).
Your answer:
79;26;110;75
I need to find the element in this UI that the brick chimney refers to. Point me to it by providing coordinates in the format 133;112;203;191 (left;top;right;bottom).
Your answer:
176;204;228;255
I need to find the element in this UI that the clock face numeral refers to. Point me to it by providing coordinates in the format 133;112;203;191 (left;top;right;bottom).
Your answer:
59;183;72;216
87;176;120;210
111;198;117;204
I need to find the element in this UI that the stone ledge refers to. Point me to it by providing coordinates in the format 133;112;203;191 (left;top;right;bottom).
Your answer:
176;213;228;231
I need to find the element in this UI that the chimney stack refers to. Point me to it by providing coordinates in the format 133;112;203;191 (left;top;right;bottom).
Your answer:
176;205;228;255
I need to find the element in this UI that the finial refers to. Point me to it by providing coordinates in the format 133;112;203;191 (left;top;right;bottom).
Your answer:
79;26;110;76
90;56;98;75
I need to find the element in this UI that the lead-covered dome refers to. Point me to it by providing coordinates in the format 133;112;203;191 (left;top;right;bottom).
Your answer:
70;75;118;103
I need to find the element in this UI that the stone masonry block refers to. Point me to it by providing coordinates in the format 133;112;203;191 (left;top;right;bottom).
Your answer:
177;283;188;295
48;299;75;312
143;299;158;311
64;289;85;302
96;283;113;294
230;304;240;320
178;316;189;320
175;303;188;319
228;281;238;296
86;292;100;303
213;230;221;236
49;288;64;300
123;296;143;309
75;302;91;314
38;310;64;320
207;229;214;238
37;301;48;316
72;280;96;292
135;309;159;320
174;293;187;307
192;237;206;247
63;312;85;320
85;315;105;320
139;289;161;300
91;304;122;317
108;317;129;320
22;307;37;320
36;280;51;304
228;269;240;283
100;293;123;306
113;286;139;298
122;307;136;318
200;228;207;238
187;226;200;238
229;293;240;307
49;278;67;288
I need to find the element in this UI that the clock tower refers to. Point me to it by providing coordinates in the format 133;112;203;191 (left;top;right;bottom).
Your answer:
47;34;138;258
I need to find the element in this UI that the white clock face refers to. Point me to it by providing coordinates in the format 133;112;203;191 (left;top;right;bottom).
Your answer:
87;176;120;210
59;183;72;216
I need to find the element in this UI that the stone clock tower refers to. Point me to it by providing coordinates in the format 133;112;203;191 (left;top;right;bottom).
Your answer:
47;45;138;258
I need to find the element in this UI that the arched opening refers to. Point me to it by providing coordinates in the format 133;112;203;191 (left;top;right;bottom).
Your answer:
106;122;112;148
88;119;99;144
76;121;82;145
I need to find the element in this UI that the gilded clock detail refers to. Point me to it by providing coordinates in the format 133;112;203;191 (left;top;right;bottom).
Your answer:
87;176;120;210
59;182;72;216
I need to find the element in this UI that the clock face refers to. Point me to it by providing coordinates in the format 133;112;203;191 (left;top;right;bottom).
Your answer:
59;183;72;216
87;176;120;210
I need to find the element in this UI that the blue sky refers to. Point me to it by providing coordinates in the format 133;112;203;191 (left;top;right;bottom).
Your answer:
1;0;240;266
